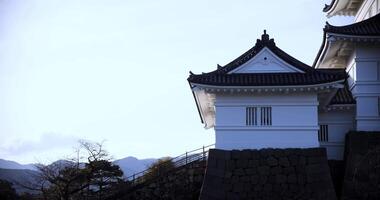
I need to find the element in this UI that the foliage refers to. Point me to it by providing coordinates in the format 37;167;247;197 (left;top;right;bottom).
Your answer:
19;140;125;200
0;180;18;200
142;157;174;181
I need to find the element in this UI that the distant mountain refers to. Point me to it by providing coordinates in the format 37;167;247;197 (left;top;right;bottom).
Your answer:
0;159;36;171
0;156;157;180
0;168;39;194
113;156;157;178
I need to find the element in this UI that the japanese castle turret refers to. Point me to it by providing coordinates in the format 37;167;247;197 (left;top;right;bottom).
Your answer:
188;31;350;160
188;0;380;160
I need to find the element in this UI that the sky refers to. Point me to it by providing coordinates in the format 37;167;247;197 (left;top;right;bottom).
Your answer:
0;0;353;164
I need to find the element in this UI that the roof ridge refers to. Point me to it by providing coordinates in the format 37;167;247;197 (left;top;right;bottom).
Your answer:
211;30;313;74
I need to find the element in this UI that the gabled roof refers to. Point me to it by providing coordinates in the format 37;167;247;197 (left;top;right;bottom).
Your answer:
188;31;346;87
330;83;356;105
313;13;380;68
206;30;313;74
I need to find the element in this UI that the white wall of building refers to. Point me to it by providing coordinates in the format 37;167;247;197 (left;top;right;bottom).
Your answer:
355;0;380;22
214;93;320;150
347;44;380;131
319;108;355;160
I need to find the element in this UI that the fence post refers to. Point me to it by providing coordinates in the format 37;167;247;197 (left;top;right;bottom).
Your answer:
185;152;188;165
203;145;205;161
133;174;135;183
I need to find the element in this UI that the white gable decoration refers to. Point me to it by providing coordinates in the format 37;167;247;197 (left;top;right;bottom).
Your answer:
228;47;304;74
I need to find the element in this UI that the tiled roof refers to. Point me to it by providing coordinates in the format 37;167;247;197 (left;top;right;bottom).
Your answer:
313;13;380;68
210;30;313;74
324;13;380;36
188;31;347;87
188;70;346;86
330;84;356;105
323;0;336;12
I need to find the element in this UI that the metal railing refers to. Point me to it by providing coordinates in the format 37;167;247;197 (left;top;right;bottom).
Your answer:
126;144;214;185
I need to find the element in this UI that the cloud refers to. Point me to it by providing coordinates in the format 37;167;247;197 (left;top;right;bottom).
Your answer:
0;133;79;157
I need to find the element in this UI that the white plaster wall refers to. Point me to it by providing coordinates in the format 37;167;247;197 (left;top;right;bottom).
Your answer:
214;93;320;149
319;109;355;160
350;44;380;131
355;0;379;22
215;130;318;150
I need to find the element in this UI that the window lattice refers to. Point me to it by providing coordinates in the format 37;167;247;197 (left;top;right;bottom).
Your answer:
318;125;329;142
246;107;257;126
260;107;272;126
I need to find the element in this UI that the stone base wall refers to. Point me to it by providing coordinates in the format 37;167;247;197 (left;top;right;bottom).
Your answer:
200;148;337;200
341;132;380;200
122;160;206;200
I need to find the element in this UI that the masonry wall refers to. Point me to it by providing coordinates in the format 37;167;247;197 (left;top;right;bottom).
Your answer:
341;131;380;200
200;148;337;200
122;160;206;200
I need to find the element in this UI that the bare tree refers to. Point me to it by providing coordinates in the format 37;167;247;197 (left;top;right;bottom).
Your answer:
18;140;124;200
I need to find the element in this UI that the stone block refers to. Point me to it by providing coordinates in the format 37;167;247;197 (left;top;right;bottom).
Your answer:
283;166;296;174
279;157;290;167
231;150;240;159
287;174;297;184
276;174;287;184
209;149;227;160
206;168;225;178
234;168;245;176
270;166;282;174
266;156;278;166
236;159;248;168
245;168;256;175
257;166;270;175
241;149;251;159
308;156;326;164
249;159;260;167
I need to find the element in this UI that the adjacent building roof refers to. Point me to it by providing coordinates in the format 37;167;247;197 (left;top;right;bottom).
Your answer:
330;84;356;105
323;0;363;17
188;31;347;87
323;0;336;12
313;13;380;68
324;13;380;36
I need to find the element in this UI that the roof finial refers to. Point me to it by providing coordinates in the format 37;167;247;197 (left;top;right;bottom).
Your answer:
261;29;269;41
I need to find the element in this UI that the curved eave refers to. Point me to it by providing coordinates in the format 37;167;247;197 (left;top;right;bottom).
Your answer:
189;80;345;90
324;0;362;18
314;32;380;69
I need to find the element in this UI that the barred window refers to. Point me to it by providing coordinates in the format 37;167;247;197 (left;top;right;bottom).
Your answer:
246;107;258;126
318;125;329;142
260;107;272;126
246;106;272;126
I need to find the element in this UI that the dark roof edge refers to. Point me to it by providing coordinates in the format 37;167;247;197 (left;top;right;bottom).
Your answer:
211;30;313;74
188;81;204;124
324;13;380;36
323;0;336;12
313;13;380;68
312;30;328;68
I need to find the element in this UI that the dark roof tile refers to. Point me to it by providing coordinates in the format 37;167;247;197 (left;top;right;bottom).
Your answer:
324;13;380;36
188;70;346;86
188;31;347;87
330;84;356;105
